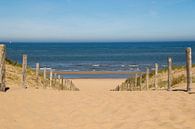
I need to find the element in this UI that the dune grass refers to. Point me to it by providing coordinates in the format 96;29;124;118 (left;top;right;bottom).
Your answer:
114;64;195;91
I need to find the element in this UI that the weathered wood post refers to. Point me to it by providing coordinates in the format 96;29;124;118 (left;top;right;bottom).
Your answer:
63;79;66;90
54;73;57;86
58;75;63;90
154;63;158;90
43;67;47;80
64;78;67;90
139;74;142;91
43;67;47;88
186;47;192;92
70;80;73;90
22;54;27;88
61;77;64;90
58;75;61;90
35;63;40;88
49;69;53;87
58;75;61;83
134;73;137;90
167;57;172;91
0;44;6;92
146;68;149;90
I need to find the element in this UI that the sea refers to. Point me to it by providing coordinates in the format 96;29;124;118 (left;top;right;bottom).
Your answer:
4;41;195;78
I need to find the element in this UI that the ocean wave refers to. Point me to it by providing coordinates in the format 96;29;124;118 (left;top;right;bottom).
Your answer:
121;65;125;67
92;64;100;67
40;67;52;70
128;64;139;67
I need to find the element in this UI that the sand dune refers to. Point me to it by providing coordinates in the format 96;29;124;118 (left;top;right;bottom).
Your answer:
0;79;195;129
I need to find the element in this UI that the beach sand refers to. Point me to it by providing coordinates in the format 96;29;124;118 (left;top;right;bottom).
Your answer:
72;78;125;91
0;79;195;129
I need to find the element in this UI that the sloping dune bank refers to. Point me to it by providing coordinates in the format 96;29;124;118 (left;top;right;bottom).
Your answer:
0;79;195;129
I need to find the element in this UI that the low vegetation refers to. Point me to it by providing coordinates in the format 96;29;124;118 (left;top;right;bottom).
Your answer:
5;58;79;91
112;65;195;91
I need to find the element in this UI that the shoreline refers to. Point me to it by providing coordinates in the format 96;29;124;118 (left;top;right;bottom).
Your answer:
52;71;144;75
53;71;136;75
71;78;126;79
52;71;136;79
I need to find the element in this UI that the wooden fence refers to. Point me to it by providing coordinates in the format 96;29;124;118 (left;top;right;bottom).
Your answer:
114;47;193;93
0;44;79;91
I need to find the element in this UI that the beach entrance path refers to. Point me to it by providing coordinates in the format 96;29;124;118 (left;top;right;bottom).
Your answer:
72;78;125;92
0;79;195;129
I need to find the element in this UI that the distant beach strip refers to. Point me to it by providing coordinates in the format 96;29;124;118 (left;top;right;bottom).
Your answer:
53;71;143;79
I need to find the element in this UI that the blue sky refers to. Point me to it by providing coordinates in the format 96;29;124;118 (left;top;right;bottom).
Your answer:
0;0;195;42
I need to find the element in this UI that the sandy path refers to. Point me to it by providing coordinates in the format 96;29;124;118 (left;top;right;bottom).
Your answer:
0;79;195;129
72;79;125;91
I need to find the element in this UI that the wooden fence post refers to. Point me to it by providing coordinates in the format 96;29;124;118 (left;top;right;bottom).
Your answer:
58;75;61;90
70;80;73;90
49;69;53;87
135;74;137;90
35;63;40;88
130;83;133;91
43;67;47;88
58;75;61;82
146;68;149;90
61;77;64;90
22;54;27;88
186;47;192;92
54;73;57;86
167;57;172;91
154;63;158;90
0;44;6;92
139;74;142;91
43;67;47;80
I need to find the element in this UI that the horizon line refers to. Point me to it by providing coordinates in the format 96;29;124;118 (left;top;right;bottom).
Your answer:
1;40;195;43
